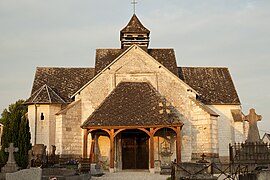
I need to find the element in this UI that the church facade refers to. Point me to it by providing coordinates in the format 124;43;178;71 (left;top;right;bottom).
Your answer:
26;14;248;172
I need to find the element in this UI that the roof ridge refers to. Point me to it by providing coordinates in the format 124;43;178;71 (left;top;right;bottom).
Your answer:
148;48;175;50
46;84;66;103
31;84;47;103
29;84;66;104
37;67;95;69
179;66;228;69
45;85;52;103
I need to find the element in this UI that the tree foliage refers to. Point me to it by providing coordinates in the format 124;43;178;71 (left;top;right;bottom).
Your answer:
0;100;31;168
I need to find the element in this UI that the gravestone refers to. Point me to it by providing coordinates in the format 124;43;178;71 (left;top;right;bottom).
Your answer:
90;163;104;176
32;144;46;166
160;148;173;175
27;149;37;168
1;143;19;173
6;167;42;180
245;108;262;143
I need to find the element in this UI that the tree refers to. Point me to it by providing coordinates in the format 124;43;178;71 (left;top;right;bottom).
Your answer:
0;100;31;168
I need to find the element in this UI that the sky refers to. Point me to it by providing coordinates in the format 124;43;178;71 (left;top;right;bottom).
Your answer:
0;0;269;135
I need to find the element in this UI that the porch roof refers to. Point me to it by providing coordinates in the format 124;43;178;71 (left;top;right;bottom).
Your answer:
81;82;184;128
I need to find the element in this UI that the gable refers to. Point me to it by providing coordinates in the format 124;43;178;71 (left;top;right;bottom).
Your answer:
77;45;203;123
74;45;197;98
95;48;178;75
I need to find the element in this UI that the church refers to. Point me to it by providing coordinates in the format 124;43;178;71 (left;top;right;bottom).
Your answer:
25;14;248;173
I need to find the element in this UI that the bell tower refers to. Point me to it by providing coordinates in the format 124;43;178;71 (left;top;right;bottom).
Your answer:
120;14;150;49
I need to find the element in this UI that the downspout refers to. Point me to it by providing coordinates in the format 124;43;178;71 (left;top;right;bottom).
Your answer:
34;104;37;144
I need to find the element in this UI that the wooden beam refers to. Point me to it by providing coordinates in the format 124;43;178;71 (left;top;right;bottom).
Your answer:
83;124;183;130
150;128;154;169
113;129;126;138
138;127;151;136
83;129;88;159
109;129;115;169
176;126;181;163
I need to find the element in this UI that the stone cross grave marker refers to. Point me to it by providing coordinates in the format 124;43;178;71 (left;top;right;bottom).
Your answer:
1;143;19;173
245;108;262;143
5;143;19;164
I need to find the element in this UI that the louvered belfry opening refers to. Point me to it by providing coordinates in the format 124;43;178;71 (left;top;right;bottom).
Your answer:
120;14;150;49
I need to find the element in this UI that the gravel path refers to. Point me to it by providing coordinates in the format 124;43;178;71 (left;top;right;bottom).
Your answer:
91;171;170;180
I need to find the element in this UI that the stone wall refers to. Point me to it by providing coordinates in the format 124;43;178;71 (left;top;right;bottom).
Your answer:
28;104;61;154
76;46;217;162
257;170;270;180
59;45;246;164
55;100;82;156
208;105;244;162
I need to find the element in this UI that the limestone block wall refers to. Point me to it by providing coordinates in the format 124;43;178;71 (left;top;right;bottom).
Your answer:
234;121;246;142
55;101;82;156
243;120;249;139
28;104;61;154
188;100;219;160
77;46;196;124
75;46;218;162
78;73;112;124
55;115;63;155
208;105;244;161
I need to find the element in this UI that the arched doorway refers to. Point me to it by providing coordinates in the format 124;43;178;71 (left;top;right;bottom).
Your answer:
121;129;149;169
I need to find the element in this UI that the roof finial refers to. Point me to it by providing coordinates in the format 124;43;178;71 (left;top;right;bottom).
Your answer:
131;0;137;14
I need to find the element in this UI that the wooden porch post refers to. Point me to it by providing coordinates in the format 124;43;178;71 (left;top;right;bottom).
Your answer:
109;129;115;172
83;129;88;159
149;128;155;173
89;133;95;163
176;126;181;163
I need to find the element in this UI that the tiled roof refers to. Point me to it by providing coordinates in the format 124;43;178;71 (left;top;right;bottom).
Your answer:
26;67;95;104
81;82;184;128
26;84;66;104
56;100;81;115
27;66;240;106
120;14;150;34
95;48;178;76
178;67;241;105
148;49;178;75
95;49;124;74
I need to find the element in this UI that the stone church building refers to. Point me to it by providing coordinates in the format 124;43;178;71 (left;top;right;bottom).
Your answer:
26;14;248;172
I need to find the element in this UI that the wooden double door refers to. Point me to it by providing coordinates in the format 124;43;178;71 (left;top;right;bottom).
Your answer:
122;131;149;169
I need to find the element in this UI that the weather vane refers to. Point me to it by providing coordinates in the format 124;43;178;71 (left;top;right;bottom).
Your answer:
131;0;138;14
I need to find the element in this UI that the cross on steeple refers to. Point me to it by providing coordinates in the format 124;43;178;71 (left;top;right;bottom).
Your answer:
131;0;138;14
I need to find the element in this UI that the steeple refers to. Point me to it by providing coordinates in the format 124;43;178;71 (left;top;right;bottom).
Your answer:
120;14;150;49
